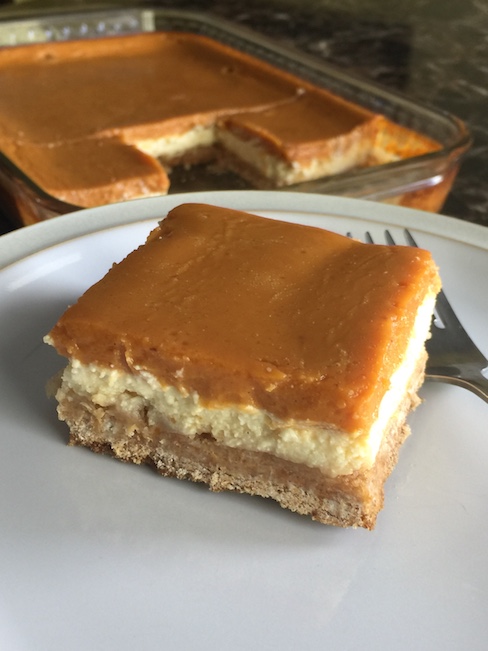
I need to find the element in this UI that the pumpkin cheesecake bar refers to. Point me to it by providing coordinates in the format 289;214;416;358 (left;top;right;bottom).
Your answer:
45;203;441;528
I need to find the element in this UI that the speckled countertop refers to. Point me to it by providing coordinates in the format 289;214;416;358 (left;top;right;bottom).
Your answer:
1;0;487;231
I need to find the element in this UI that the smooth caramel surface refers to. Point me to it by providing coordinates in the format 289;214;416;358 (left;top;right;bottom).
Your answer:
48;203;441;432
1;138;169;207
0;31;383;205
221;91;378;161
0;32;300;145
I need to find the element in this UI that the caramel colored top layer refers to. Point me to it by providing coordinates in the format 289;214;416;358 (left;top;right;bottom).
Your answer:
0;32;382;206
1;138;169;207
48;203;441;432
0;32;307;146
221;91;379;161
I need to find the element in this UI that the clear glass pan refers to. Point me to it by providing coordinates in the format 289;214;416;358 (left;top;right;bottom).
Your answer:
0;4;471;226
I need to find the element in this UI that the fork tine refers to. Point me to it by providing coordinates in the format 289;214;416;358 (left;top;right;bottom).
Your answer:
403;229;463;329
430;290;463;329
403;228;418;248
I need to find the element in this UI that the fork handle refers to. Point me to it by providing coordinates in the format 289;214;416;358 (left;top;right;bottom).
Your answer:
426;371;488;404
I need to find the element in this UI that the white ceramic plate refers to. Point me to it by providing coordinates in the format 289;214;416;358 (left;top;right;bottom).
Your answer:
1;191;487;651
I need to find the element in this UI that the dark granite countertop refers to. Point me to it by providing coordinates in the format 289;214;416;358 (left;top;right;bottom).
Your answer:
1;0;487;233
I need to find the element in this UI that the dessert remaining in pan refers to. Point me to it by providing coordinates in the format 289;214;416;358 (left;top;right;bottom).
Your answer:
0;8;470;225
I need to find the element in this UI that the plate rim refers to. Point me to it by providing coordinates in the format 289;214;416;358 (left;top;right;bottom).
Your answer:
1;190;487;271
1;189;488;651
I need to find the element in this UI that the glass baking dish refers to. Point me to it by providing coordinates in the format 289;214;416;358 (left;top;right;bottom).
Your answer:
0;3;471;226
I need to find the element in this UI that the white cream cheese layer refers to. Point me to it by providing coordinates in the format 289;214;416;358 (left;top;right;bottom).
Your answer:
134;124;216;159
49;292;435;477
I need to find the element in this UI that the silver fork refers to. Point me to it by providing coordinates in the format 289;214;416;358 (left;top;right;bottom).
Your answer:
360;229;488;403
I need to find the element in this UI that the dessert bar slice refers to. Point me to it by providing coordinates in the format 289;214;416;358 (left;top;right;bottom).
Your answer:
1;138;169;208
45;203;441;528
216;90;381;187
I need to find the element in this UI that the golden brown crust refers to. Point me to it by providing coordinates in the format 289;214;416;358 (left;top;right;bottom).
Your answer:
52;351;425;529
